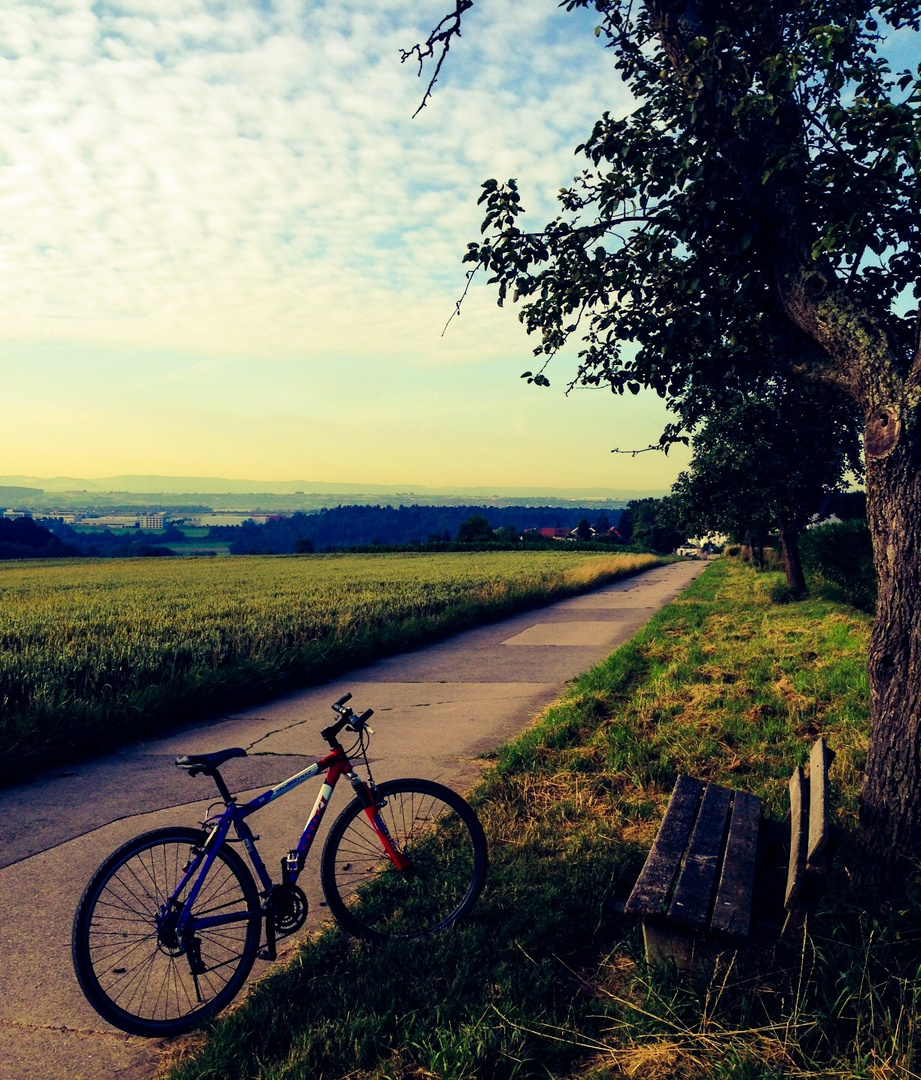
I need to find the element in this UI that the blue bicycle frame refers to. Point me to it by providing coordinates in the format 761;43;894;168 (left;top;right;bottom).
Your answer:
167;744;407;953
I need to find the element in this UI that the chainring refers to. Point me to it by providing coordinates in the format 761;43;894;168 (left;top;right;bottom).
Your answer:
270;883;308;936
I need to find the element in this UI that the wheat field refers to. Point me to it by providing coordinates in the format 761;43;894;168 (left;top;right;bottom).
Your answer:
0;550;658;777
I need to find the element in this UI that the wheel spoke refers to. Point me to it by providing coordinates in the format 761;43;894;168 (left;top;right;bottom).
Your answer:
321;780;487;943
73;827;261;1036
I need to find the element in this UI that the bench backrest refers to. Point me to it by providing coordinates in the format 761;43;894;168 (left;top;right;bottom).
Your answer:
784;736;833;911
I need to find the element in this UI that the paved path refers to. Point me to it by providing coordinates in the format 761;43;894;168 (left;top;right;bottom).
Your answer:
0;559;705;1080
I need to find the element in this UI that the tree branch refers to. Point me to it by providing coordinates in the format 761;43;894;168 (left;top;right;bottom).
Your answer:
610;444;665;456
400;0;474;117
441;265;479;336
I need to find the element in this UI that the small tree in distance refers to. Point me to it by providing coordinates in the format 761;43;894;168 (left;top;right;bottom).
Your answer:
672;381;860;593
574;517;594;541
619;497;685;554
456;514;495;544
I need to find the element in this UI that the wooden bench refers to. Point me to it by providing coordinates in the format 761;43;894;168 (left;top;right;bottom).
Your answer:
623;738;834;968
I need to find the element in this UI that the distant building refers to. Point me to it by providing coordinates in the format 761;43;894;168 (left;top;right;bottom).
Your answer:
87;515;140;529
194;513;279;527
85;513;167;530
808;513;842;528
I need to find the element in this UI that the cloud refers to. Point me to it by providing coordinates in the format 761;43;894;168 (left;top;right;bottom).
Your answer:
0;0;629;355
0;1;683;489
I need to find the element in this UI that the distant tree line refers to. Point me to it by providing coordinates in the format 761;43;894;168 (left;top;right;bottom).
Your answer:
39;520;182;558
0;517;81;559
206;504;627;555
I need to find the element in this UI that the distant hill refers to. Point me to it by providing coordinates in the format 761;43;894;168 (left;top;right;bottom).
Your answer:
0;485;43;503
0;474;667;501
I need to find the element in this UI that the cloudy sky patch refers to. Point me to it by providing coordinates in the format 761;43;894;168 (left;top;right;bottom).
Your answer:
0;0;689;490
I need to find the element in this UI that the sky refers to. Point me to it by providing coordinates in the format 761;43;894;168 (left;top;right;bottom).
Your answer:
0;0;691;494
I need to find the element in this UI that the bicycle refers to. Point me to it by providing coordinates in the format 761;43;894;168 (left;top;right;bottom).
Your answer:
72;693;488;1037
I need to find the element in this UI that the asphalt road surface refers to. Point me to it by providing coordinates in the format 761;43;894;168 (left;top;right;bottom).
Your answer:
0;558;706;1080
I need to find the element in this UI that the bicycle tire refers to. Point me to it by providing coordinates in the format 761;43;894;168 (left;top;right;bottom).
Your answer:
320;778;487;943
72;825;261;1037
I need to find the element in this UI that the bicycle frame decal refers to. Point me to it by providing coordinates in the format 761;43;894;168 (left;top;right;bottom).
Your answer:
287;782;330;858
244;761;324;812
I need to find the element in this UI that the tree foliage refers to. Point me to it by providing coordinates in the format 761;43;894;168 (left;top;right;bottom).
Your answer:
409;0;921;887
618;496;685;553
0;517;79;560
205;505;627;554
452;1;921;427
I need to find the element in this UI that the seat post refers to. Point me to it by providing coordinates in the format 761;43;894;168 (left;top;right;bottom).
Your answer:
208;769;234;805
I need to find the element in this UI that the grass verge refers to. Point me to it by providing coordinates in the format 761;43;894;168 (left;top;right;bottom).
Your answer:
160;559;921;1080
0;550;657;782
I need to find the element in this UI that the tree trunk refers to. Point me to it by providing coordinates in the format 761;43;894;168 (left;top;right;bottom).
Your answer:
858;413;921;889
776;520;807;597
743;530;764;569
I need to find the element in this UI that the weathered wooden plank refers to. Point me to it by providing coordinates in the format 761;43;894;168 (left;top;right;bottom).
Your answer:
668;783;732;931
784;766;809;911
710;790;761;938
808;737;830;864
625;776;703;917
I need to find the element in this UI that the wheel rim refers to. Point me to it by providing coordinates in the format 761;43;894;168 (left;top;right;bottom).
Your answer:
83;836;257;1027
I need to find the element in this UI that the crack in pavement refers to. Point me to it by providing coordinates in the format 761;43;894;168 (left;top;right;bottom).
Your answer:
240;713;313;754
0;1020;140;1043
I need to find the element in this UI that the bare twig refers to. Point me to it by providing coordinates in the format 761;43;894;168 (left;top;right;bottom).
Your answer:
611;444;665;456
441;266;478;336
400;0;474;117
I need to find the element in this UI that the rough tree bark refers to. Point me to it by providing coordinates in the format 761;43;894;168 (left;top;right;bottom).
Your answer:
860;411;921;883
776;520;807;598
742;530;765;570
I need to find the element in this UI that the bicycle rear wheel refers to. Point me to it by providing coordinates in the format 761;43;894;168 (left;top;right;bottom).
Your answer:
72;826;261;1037
321;778;487;943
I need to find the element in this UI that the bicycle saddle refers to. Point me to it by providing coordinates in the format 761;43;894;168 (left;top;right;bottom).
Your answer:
175;747;248;772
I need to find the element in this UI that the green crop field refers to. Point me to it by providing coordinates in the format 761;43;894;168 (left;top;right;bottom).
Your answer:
0;550;659;780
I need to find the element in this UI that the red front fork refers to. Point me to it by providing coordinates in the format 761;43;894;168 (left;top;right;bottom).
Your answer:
358;785;411;871
319;749;411;872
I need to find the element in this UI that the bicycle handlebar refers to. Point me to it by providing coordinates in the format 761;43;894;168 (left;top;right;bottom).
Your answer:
322;695;374;747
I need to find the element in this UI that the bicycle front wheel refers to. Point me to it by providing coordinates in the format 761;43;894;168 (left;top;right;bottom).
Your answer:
72;826;261;1037
321;778;487;943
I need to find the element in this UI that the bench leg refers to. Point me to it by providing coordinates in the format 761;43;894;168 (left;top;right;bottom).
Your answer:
642;920;694;968
642;920;747;976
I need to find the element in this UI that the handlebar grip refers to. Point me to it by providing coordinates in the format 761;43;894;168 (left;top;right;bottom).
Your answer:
333;692;352;710
352;709;374;727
